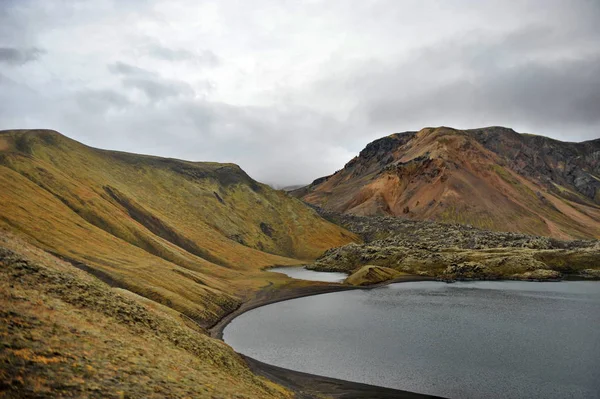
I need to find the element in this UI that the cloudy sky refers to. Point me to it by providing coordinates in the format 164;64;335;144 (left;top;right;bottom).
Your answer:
1;0;599;185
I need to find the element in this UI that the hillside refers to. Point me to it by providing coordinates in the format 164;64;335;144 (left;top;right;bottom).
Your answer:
296;127;600;239
0;232;293;398
0;129;357;327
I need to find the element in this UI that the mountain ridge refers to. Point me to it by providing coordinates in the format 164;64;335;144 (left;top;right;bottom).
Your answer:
0;129;357;326
295;126;600;239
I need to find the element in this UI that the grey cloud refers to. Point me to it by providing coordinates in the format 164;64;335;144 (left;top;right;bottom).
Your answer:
108;62;153;76
364;56;600;126
0;47;44;65
344;25;600;141
147;44;219;66
1;0;599;185
0;72;43;123
126;100;348;185
122;77;195;101
75;89;131;113
108;61;197;101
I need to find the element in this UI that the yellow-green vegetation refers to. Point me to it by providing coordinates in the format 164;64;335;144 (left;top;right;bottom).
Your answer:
489;164;519;186
0;232;292;398
550;182;594;205
0;129;360;397
344;265;405;286
0;129;357;327
312;211;600;282
319;245;600;282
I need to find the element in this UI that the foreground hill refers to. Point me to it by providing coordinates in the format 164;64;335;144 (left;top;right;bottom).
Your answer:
296;127;600;239
0;233;292;398
0;129;356;326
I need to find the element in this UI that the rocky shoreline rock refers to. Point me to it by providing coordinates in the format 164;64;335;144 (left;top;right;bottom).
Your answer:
308;208;600;282
344;265;404;286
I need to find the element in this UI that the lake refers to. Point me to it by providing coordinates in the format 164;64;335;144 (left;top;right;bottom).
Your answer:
268;266;348;282
224;280;600;398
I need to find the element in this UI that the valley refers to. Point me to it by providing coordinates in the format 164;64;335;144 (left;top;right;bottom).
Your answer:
1;128;599;398
3;1;600;396
0;129;357;398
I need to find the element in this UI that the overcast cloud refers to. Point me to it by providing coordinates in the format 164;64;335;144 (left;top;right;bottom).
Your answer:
1;0;599;185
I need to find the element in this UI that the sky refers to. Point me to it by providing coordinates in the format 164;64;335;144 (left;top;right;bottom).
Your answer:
1;0;599;186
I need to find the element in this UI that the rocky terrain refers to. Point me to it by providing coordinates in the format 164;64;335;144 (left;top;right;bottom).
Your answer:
295;126;600;239
344;265;406;286
310;209;600;282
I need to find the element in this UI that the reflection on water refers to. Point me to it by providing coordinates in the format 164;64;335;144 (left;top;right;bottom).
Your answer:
268;266;348;283
224;281;600;399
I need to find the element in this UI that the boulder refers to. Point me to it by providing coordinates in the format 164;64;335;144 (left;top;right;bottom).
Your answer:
345;265;402;286
513;269;561;280
443;262;492;279
578;269;600;279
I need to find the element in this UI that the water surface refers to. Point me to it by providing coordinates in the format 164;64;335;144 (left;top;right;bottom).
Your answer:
268;266;347;283
224;281;600;398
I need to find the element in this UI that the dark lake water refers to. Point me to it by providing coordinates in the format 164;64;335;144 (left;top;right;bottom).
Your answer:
268;266;348;282
224;281;600;398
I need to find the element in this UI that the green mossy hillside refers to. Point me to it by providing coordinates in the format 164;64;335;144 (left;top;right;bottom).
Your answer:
310;210;600;282
0;234;292;398
0;129;357;326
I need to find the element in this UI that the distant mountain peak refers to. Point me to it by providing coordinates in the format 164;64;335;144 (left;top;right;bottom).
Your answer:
295;127;600;239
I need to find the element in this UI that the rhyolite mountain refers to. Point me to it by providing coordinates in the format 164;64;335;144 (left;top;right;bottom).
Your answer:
295;126;600;239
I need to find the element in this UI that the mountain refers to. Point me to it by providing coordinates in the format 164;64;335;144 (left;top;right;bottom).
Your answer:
0;129;357;327
2;128;597;397
281;184;307;192
295;126;600;239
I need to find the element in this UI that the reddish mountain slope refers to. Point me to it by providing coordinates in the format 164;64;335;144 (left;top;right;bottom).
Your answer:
296;127;600;239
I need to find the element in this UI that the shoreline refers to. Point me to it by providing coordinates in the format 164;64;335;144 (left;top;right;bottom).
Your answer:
211;273;597;398
209;272;594;339
241;354;443;399
209;274;434;339
209;274;441;399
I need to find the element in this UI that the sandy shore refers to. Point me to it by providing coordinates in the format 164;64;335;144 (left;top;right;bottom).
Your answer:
243;354;442;399
209;274;443;399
